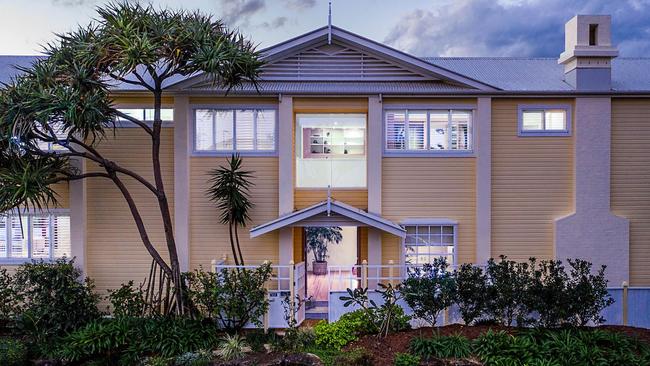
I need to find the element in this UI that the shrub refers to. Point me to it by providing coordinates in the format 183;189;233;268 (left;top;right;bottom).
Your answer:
10;259;101;353
393;352;421;366
339;285;411;337
313;317;361;350
0;337;28;366
566;259;613;326
107;281;147;318
216;334;248;361
483;256;533;326
454;263;487;325
55;317;218;364
174;350;212;366
401;258;456;326
0;269;18;327
410;334;472;360
186;263;272;331
332;347;373;365
278;327;316;352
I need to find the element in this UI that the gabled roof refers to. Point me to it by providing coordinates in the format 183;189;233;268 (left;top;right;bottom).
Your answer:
250;197;406;239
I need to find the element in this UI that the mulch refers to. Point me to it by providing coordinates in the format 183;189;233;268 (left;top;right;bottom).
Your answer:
344;324;650;366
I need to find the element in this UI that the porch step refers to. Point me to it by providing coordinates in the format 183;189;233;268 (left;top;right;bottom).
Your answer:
305;303;328;320
305;311;328;320
306;301;328;309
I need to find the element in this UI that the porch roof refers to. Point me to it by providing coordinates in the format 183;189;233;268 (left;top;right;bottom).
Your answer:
249;197;406;238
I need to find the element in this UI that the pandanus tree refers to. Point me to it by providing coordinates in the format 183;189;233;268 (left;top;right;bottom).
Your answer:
0;3;263;314
206;154;254;266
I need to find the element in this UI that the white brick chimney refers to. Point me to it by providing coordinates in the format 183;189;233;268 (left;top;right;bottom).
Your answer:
558;15;618;90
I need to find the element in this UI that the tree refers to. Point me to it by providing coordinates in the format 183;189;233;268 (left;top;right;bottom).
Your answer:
305;226;343;262
401;257;456;326
0;3;263;314
206;154;254;266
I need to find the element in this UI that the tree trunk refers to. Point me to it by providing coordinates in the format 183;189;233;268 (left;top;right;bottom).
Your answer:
234;223;245;266
228;221;240;266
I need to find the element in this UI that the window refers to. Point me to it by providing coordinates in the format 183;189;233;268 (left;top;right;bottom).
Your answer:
403;224;456;266
36;121;69;151
0;212;71;262
194;109;276;153
385;109;473;153
518;105;571;136
589;24;598;46
116;108;174;122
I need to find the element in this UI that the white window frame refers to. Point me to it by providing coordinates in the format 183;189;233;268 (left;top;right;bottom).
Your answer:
0;209;71;264
192;106;278;156
383;106;475;157
400;219;458;269
114;107;175;128
518;104;572;137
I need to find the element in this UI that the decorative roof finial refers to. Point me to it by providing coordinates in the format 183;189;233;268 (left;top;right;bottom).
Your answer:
327;1;332;44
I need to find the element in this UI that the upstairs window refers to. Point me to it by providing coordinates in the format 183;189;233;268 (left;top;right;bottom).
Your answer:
194;109;276;153
519;105;571;136
0;212;71;262
385;109;473;154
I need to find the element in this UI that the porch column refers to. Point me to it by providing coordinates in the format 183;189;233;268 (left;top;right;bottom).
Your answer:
475;97;492;264
278;96;294;264
69;157;86;274
367;96;382;265
174;96;191;272
554;97;629;284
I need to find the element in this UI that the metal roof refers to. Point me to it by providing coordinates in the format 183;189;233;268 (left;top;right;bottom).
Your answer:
2;55;650;93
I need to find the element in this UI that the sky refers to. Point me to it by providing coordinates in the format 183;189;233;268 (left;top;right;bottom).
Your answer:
0;0;649;58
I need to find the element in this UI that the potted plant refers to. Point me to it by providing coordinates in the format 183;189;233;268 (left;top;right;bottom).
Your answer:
305;227;343;275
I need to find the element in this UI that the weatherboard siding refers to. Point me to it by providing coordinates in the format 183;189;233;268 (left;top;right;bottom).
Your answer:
381;157;477;265
491;98;574;262
189;156;280;268
86;127;174;294
611;98;650;286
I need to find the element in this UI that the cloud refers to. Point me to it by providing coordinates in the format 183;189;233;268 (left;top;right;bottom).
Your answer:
260;16;289;29
51;0;95;6
283;0;317;10
218;0;266;26
384;0;650;57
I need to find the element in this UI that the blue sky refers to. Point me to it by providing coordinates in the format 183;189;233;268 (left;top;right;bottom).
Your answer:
1;0;649;57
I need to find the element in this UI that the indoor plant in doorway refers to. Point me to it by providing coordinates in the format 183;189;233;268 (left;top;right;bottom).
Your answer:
306;227;343;275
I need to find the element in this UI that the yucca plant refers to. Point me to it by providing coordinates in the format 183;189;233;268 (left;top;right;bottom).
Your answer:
206;154;254;266
0;2;264;314
216;334;248;361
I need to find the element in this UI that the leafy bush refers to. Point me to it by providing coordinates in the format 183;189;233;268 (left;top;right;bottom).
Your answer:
410;334;472;360
483;256;533;326
9;259;101;353
0;269;18;327
340;284;411;337
216;334;248;361
565;258;613;326
454;263;487;325
0;337;28;366
393;352;421;366
401;258;456;326
278;327;316;352
174;350;212;366
186;263;272;331
313;313;365;350
55;317;218;364
332;347;374;366
107;281;147;318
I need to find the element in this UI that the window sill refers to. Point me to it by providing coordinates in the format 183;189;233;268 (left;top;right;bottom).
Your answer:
191;150;278;157
383;150;475;158
518;131;571;137
0;258;59;265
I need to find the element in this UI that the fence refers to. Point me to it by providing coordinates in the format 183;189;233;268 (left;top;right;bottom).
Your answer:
212;259;306;329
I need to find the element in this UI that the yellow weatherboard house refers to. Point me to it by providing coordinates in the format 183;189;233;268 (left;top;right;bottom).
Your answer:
1;14;648;326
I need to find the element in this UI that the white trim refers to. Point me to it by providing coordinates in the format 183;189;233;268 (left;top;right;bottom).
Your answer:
174;96;191;272
475;97;492;264
250;198;406;239
191;107;279;156
517;104;572;137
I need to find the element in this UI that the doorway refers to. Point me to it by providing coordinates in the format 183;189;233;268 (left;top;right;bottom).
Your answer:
304;226;358;318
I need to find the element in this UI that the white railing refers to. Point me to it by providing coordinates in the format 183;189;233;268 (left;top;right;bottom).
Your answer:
211;260;307;329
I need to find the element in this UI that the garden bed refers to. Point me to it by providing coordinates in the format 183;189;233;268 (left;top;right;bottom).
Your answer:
344;324;650;366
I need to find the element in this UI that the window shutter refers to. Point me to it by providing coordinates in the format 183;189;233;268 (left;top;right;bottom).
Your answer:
31;215;50;259
53;216;71;258
256;110;276;150
522;111;544;130
545;110;566;130
385;111;406;150
0;217;6;258
451;111;472;150
215;111;234;150
235;110;255;150
407;111;427;150
10;216;28;258
429;111;449;150
195;110;214;151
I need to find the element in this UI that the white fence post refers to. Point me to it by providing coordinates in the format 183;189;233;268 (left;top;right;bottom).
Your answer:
622;281;629;326
211;259;217;273
289;260;295;326
388;260;395;286
361;260;368;289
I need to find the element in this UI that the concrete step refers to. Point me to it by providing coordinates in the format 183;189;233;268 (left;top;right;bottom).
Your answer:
305;312;328;320
306;300;328;309
306;306;328;314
